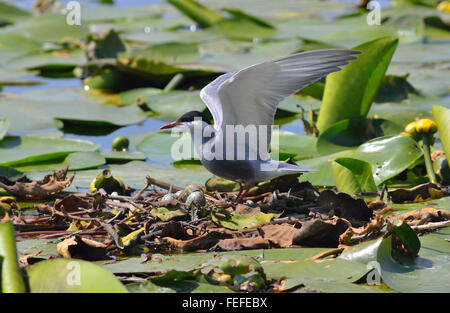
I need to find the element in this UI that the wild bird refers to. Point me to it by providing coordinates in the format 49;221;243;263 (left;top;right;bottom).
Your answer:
160;49;361;204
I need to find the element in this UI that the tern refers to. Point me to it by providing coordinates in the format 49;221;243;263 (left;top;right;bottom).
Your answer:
160;49;360;203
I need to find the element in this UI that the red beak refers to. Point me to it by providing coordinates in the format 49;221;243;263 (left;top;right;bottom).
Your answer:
159;121;180;130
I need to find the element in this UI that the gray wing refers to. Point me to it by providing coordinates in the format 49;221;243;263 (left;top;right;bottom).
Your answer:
199;71;235;131
200;49;361;155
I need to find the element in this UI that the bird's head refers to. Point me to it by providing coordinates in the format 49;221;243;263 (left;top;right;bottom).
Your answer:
159;111;211;132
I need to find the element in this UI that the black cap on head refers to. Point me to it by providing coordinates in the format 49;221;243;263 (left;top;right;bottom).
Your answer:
176;111;211;124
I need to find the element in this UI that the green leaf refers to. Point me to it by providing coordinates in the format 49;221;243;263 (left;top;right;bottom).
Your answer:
0;3;31;24
59;161;211;189
377;228;450;292
127;280;235;293
351;135;423;185
150;206;188;222
0;220;27;293
120;42;201;64
16;239;58;260
212;211;281;231
332;157;377;194
316;118;367;155
213;9;276;40
101;151;146;162
432;105;450;161
167;0;224;28
299;135;422;187
272;130;318;161
0;91;147;132
390;222;421;256
28;258;127;293
0;135;99;168
135;130;196;166
297;150;355;186
127;90;206;121
262;258;375;292
0;118;10;141
317;37;399;133
13;151;105;172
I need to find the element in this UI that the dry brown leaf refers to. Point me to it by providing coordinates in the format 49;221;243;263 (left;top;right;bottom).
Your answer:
293;218;349;247
316;189;373;227
162;230;231;251
388;183;445;204
0;167;74;200
393;208;450;226
55;194;92;213
57;235;107;261
212;237;270;251
260;223;299;248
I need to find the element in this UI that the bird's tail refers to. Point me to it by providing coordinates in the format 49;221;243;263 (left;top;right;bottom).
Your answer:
276;161;317;173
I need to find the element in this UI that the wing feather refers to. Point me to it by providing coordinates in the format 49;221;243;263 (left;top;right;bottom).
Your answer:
199;49;361;156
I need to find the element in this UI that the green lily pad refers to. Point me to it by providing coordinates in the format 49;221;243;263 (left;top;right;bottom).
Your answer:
377;227;450;292
0;92;147;132
16;239;59;260
272;130;318;161
0;135;99;168
0;3;31;24
101;150;146;162
60;161;211;189
125;89;206;121
127;280;234;293
28;258;127;293
351;135;423;185
261;257;374;292
135;130;196;166
316;118;367;155
297;150;355;186
332;157;377;194
14;151;105;172
121;42;202;64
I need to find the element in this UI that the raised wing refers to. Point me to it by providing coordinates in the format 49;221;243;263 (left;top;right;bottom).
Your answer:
200;49;360;157
199;71;235;131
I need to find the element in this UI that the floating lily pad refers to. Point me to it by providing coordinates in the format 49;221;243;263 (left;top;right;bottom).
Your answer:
377;227;450;292
28;258;127;293
0;93;147;132
65;161;211;189
101;150;146;162
14;151;105;172
351;135;423;185
0;135;99;168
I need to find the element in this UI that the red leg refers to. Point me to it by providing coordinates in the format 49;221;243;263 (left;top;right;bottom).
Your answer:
233;183;243;204
234;185;250;204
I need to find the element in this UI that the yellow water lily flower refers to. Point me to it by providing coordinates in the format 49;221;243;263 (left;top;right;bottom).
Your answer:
415;118;438;134
437;1;450;13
